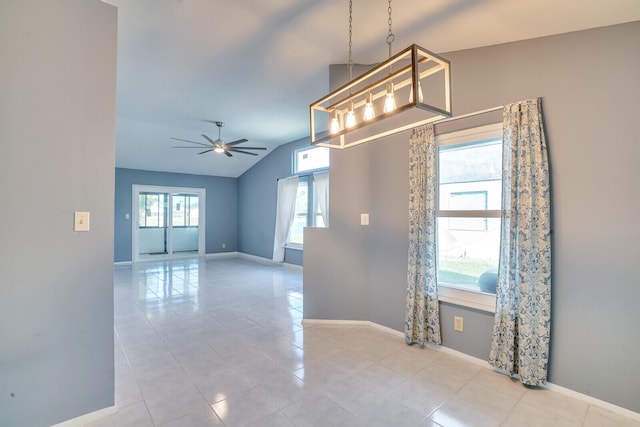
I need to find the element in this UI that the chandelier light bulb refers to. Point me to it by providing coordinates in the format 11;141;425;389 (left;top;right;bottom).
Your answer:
345;102;357;129
329;110;340;134
383;82;396;113
363;92;375;121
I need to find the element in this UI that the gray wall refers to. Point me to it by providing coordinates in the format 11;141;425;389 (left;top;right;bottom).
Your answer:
0;1;117;425
114;168;238;262
238;137;311;265
304;22;640;413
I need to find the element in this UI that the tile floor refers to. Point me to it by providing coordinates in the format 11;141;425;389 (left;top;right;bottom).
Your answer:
89;256;639;427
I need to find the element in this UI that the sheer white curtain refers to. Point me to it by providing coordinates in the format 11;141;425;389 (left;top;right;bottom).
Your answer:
272;176;299;262
313;171;329;226
489;98;551;386
404;124;441;346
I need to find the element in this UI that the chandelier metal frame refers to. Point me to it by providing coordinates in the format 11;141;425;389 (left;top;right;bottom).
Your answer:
310;1;451;149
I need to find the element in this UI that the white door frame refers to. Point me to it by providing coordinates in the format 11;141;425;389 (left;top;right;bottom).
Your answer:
132;184;206;262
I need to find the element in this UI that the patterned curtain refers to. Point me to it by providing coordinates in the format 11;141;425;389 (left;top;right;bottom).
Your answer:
489;98;551;386
405;124;441;346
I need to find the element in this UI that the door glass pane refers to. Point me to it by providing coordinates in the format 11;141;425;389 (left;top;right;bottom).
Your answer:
172;193;199;255
138;192;168;257
189;196;199;226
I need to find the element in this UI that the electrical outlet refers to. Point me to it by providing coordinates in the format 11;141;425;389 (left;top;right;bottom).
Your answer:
221;243;226;249
454;316;464;332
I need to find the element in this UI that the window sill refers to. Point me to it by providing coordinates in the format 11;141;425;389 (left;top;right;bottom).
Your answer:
438;285;496;313
284;244;303;251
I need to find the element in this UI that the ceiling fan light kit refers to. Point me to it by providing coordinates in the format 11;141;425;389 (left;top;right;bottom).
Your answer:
310;0;451;150
171;121;266;158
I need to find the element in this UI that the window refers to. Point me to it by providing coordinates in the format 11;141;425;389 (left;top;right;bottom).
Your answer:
448;191;488;231
436;123;502;307
294;146;329;174
286;175;327;247
138;192;166;228
283;147;330;249
288;179;308;245
172;194;199;227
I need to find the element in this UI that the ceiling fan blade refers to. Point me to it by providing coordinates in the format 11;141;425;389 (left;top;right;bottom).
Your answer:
230;146;266;150
224;151;232;157
198;149;213;155
201;134;216;144
223;139;249;147
170;137;212;147
227;148;258;156
172;146;210;149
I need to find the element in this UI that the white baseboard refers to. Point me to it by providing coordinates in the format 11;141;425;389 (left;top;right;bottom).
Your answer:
50;405;117;427
114;251;304;270
113;261;131;267
205;251;239;259
237;252;303;270
302;318;370;326
546;382;640;422
302;318;640;421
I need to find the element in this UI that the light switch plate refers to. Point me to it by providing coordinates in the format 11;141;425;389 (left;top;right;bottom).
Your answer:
74;211;90;232
360;213;369;226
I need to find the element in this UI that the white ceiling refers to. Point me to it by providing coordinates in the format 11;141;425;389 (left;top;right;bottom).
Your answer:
108;0;640;178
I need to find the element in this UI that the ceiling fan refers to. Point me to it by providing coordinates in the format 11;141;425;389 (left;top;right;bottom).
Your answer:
171;121;266;157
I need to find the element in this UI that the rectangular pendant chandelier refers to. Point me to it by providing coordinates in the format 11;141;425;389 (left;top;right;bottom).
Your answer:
310;44;451;149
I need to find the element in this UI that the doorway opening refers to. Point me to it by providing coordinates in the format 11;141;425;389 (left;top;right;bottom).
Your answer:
132;185;206;262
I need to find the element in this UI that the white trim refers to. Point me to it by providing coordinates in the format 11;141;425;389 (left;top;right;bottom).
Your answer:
546;383;640;422
436;122;502;147
114;261;132;267
205;251;239;259
132;185;206;263
300;319;640;421
438;209;501;218
293;146;330;175
115;251;304;270
431;342;493;369
284;243;303;251
438;286;496;313
50;405;117;427
237;252;303;270
435;122;502;314
302;319;370;327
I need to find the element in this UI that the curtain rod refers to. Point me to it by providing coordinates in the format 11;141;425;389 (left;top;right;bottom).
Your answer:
277;172;319;181
435;105;503;125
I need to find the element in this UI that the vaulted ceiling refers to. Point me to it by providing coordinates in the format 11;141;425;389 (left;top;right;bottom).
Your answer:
107;0;640;177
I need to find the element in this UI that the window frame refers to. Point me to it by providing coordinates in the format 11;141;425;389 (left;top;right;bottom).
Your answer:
138;192;166;229
294;146;330;175
436;123;503;313
286;177;310;249
172;194;199;228
285;173;328;249
285;147;330;249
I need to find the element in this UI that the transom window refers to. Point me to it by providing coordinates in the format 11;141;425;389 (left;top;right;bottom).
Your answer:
294;146;330;174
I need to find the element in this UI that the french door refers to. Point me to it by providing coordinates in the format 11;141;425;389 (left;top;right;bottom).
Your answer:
132;185;206;262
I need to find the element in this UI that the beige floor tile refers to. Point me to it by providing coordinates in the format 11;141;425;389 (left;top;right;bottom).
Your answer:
107;258;639;427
